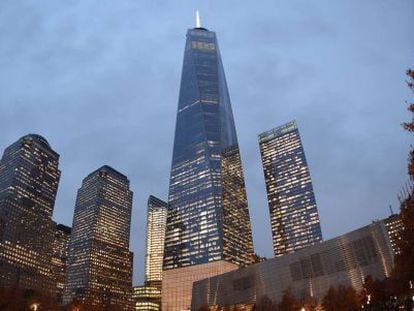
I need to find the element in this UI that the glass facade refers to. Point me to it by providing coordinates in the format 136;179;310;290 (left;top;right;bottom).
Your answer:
133;286;162;311
164;26;253;270
162;23;254;311
0;134;61;294
162;261;238;311
51;223;71;303
145;195;168;290
221;146;254;266
383;213;403;256
135;195;168;311
259;121;322;257
63;166;133;309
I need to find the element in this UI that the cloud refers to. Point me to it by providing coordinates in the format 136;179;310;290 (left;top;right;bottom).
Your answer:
0;0;413;284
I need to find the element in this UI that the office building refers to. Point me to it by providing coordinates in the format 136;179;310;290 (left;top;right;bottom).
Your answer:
145;195;168;290
192;219;395;310
0;134;61;294
162;14;254;311
133;286;161;311
63;166;133;309
259;121;322;256
383;213;403;255
51;223;71;303
133;195;168;311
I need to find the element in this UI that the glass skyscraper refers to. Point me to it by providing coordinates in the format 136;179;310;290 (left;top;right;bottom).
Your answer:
145;195;168;290
162;17;254;311
51;223;71;303
259;121;322;257
63;165;133;309
0;134;61;294
133;285;162;311
132;195;168;311
383;213;403;256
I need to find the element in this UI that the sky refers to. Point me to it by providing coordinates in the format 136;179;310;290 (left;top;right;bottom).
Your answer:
1;0;413;285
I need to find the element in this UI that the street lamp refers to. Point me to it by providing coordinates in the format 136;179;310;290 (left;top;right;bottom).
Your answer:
30;303;40;311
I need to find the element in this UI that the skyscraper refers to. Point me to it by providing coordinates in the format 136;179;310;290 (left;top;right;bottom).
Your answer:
259;121;322;257
383;213;403;256
51;223;71;303
133;286;162;311
0;134;61;294
145;195;168;289
132;195;168;311
162;15;254;311
63;165;133;309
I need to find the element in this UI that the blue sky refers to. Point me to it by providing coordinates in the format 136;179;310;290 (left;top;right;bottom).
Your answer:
1;0;413;285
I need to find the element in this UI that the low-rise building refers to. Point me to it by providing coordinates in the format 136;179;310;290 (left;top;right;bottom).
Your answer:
192;219;395;310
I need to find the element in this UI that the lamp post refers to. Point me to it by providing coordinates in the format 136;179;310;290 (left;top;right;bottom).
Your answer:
30;303;40;311
409;280;414;311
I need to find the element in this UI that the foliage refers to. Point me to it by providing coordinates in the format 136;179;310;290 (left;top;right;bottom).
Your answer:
0;286;59;311
402;68;414;180
402;69;414;134
321;285;359;311
253;295;277;311
0;286;24;311
298;296;318;311
252;253;267;264
64;299;128;311
0;287;129;311
277;288;300;311
392;183;414;292
360;275;405;309
392;69;414;294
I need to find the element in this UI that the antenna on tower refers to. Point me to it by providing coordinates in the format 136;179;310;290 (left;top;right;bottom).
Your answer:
195;10;202;28
389;204;395;216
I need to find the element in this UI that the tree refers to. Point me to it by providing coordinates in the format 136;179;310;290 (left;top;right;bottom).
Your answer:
393;69;414;294
254;295;276;311
402;69;414;134
402;69;414;185
64;298;108;311
322;285;359;311
0;286;24;311
299;296;318;311
26;294;60;311
360;275;397;309
0;286;60;311
321;287;336;311
277;288;300;311
253;253;267;263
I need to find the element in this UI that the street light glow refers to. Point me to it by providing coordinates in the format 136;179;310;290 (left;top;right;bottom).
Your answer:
30;303;40;311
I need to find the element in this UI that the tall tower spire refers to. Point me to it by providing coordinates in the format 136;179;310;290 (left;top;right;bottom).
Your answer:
162;24;254;311
195;10;201;28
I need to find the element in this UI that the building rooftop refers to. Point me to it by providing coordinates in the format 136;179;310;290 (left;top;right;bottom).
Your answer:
258;120;298;143
87;165;129;181
56;223;72;234
20;134;51;148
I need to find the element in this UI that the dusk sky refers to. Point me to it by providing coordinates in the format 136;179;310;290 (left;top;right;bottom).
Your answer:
1;1;413;285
